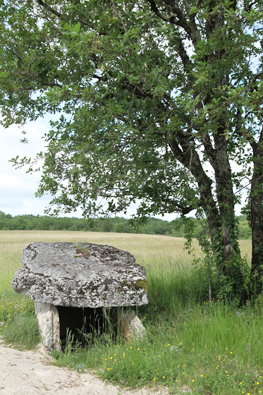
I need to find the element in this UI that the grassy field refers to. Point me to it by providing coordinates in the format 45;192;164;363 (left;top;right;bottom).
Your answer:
1;231;262;395
0;230;252;292
0;230;201;292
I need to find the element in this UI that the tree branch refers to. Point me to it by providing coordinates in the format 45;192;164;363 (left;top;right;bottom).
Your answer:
37;0;67;21
147;0;200;44
159;198;196;215
36;0;106;33
182;0;201;44
242;72;263;99
146;0;193;72
202;133;218;171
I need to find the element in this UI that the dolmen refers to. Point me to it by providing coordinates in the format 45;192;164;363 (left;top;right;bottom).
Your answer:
12;242;148;352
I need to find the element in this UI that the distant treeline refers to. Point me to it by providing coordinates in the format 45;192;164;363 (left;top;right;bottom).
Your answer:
0;211;252;239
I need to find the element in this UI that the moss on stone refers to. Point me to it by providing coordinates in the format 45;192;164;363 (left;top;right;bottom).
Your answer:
75;246;90;259
133;279;148;293
121;280;129;287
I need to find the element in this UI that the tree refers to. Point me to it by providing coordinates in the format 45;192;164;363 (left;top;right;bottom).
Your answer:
0;0;263;300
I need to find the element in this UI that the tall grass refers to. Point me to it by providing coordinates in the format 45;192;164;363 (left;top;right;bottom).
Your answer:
0;230;252;292
1;231;261;394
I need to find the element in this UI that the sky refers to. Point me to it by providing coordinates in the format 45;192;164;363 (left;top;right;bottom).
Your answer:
1;115;247;221
0;118;178;221
0;119;51;217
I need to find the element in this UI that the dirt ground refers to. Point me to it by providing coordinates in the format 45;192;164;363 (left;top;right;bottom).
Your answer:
0;340;172;395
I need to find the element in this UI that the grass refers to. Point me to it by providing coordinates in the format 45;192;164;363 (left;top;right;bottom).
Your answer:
0;230;261;394
0;230;252;291
0;289;41;349
61;303;263;394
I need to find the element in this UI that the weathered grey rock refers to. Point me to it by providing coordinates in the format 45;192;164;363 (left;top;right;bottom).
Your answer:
119;310;146;341
12;242;148;308
35;302;60;352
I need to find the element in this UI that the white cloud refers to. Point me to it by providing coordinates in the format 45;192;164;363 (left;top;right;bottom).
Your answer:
0;120;50;216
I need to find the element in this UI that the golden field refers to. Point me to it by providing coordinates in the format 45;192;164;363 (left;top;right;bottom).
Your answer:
0;230;252;291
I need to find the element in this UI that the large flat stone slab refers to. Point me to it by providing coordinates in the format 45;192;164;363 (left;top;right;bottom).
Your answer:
12;242;148;308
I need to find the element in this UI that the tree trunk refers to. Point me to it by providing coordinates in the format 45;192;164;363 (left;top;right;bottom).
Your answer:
203;131;244;299
213;134;240;255
169;127;243;299
250;139;263;296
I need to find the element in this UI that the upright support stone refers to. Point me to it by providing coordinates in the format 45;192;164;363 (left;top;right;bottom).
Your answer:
35;302;60;351
119;310;146;341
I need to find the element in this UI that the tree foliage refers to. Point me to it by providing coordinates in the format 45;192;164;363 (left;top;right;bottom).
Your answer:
0;0;263;300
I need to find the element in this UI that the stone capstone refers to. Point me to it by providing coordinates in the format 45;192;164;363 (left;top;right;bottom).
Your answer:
12;242;148;308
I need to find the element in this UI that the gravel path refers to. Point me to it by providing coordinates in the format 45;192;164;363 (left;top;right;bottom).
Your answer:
0;341;170;395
